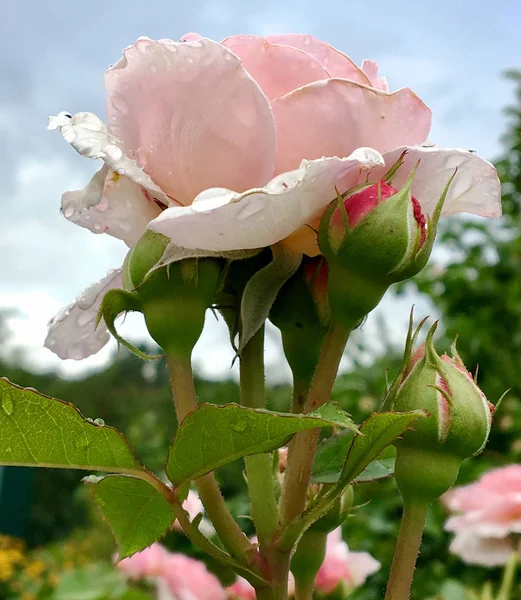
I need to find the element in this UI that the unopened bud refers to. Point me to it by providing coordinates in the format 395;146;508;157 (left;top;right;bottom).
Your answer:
383;317;493;502
319;158;452;326
102;231;223;358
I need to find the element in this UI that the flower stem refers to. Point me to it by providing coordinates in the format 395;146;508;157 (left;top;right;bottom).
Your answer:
240;326;279;547
497;550;518;600
166;353;253;564
279;321;351;526
292;377;310;414
170;500;267;588
384;501;428;600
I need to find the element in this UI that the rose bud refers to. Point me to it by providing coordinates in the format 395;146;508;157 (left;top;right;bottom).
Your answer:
382;317;494;503
99;230;223;358
319;160;452;327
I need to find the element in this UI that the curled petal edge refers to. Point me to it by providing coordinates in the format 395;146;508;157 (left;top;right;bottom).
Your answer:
148;147;385;252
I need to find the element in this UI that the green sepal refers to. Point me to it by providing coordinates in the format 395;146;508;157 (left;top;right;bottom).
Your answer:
397;169;456;280
381;308;429;411
97;289;160;360
239;244;302;353
137;259;223;357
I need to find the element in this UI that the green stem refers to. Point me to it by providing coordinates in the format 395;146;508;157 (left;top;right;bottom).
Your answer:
294;580;315;600
257;549;292;600
385;501;428;600
166;354;253;564
497;550;518;600
170;500;267;588
279;321;351;526
292;377;310;414
240;326;279;547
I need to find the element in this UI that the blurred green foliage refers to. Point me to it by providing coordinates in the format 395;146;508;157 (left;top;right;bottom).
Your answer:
0;71;520;599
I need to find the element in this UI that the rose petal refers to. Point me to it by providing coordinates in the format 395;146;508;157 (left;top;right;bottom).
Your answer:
361;59;389;91
105;38;276;205
265;34;370;84
148;148;384;251
61;166;162;247
222;35;330;100
48;112;170;206
449;530;514;566
272;79;431;174
373;146;502;218
44;269;122;360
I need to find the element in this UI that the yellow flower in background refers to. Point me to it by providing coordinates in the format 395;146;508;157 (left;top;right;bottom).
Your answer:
0;537;27;582
24;559;46;580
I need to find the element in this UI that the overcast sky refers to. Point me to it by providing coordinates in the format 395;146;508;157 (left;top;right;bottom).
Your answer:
1;0;519;380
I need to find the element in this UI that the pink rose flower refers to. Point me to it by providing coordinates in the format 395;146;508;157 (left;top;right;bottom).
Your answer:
443;465;521;566
47;33;501;360
117;543;225;600
117;542;170;580
314;528;380;595
226;576;257;600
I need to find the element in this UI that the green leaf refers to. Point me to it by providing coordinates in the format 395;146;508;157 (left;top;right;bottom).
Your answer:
338;411;425;487
0;378;144;475
354;445;396;483
308;403;355;430
87;475;174;559
166;403;356;486
311;429;398;484
52;564;127;600
311;430;357;483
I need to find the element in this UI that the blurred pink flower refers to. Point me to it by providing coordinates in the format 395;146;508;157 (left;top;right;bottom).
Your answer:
314;528;380;595
118;543;170;580
117;543;225;600
47;33;501;361
444;465;521;566
226;576;257;600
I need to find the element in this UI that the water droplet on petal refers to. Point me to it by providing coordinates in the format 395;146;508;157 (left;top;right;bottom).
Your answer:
63;205;75;219
303;35;312;46
93;223;103;232
1;391;15;416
